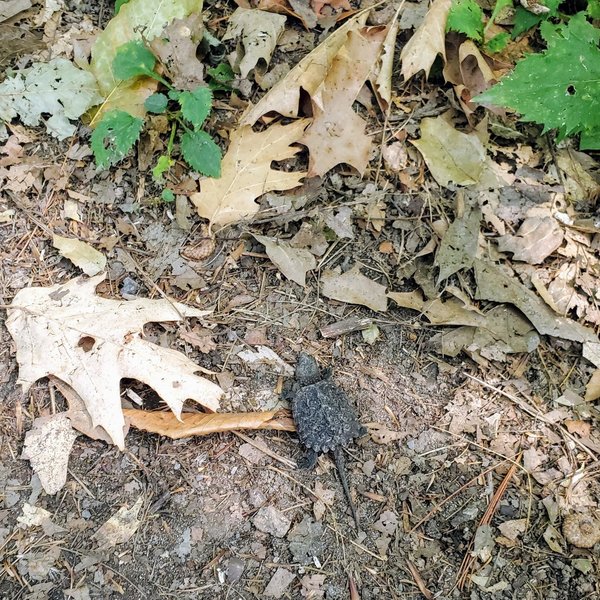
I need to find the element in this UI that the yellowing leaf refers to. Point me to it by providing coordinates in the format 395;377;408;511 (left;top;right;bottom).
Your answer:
400;0;451;81
6;274;223;449
240;12;369;125
411;114;486;187
301;26;387;177
90;0;201;118
190;120;308;229
321;265;388;311
53;234;107;276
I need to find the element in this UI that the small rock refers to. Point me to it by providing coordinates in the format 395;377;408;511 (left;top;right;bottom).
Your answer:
362;460;376;476
253;505;291;538
250;541;267;560
239;443;265;465
264;567;295;598
288;516;324;564
226;557;245;583
248;488;267;508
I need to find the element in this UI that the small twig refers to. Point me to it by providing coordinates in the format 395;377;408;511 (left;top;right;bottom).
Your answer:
456;457;521;590
236;432;296;469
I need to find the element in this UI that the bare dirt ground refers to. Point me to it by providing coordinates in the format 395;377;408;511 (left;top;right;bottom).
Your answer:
1;0;600;598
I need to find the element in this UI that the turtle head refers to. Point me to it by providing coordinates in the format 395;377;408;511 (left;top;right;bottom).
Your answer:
296;352;322;385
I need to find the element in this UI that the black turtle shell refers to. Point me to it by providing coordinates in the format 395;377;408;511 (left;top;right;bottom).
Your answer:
293;378;365;453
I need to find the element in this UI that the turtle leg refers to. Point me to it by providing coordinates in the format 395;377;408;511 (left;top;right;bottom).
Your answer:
297;448;319;470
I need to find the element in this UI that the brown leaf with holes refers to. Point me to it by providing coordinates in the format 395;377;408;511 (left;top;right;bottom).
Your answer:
6;274;223;449
301;26;387;177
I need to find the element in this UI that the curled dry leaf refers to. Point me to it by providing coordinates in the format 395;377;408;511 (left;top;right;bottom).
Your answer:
400;0;451;81
6;274;222;449
123;408;295;438
241;12;369;125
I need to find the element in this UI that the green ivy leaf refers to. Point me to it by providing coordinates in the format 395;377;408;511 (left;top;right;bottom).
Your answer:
447;0;484;42
91;110;143;169
475;14;600;149
180;130;221;178
112;40;157;81
179;87;213;130
152;154;175;181
485;32;510;53
145;93;168;113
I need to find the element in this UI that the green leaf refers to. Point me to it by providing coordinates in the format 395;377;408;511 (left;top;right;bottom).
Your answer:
512;0;559;38
475;14;600;147
485;32;510;53
588;0;600;18
161;188;175;202
207;63;235;92
114;0;130;14
447;0;484;42
91;110;143;169
112;40;156;81
180;130;221;177
145;93;168;113
178;87;213;129
152;154;175;180
207;63;234;83
488;0;513;28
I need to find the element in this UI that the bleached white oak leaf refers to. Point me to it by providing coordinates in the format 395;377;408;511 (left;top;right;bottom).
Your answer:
6;274;223;449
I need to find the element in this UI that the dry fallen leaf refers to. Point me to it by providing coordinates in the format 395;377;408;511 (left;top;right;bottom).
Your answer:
53;234;107;276
254;234;316;286
301;26;387;177
21;414;79;495
400;0;451;81
241;12;368;125
190;120;308;229
6;274;223;449
92;497;143;550
497;217;564;264
124;408;295;438
321;265;388;312
411;114;486;187
224;8;286;78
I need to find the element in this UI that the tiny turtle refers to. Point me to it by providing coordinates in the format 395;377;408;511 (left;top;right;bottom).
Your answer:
288;352;366;529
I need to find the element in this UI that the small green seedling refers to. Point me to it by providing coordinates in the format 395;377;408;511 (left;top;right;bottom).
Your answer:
91;39;222;184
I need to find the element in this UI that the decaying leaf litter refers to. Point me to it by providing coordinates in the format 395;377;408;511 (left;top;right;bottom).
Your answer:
1;0;600;597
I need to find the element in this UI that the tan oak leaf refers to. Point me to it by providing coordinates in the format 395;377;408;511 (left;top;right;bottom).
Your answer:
6;274;222;449
400;0;451;81
191;120;309;229
301;26;387;177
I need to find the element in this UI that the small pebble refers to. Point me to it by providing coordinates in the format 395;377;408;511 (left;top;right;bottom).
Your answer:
253;505;291;538
226;557;245;584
